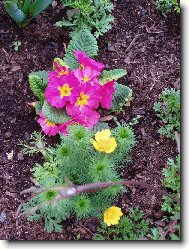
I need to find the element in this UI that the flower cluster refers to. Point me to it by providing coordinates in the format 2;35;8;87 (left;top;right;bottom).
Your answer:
38;51;115;136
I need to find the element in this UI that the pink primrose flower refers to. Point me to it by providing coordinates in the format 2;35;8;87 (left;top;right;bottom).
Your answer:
45;73;80;108
48;63;70;79
37;111;61;136
66;82;100;119
74;66;100;84
99;81;115;109
59;120;79;135
74;51;105;72
77;107;100;129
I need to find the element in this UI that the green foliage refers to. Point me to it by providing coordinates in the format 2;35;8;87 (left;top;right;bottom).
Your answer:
156;0;180;15
162;155;180;192
4;0;53;27
148;228;165;240
99;69;127;85
93;122;110;132
22;123;135;232
56;0;114;38
111;83;133;113
20;131;46;155
42;101;71;124
64;29;98;70
53;58;69;69
28;71;48;101
32;162;60;182
94;208;149;240
161;155;180;219
161;155;180;239
154;88;180;139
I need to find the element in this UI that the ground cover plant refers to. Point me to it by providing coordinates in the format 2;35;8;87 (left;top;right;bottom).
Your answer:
154;88;180;139
0;0;180;241
56;0;114;38
156;0;180;15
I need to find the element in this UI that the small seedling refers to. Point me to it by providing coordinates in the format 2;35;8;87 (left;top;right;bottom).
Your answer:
13;41;22;51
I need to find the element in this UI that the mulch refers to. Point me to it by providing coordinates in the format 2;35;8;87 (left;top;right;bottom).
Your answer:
0;0;180;240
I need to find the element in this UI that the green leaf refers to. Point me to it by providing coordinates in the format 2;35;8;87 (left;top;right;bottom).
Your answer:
53;58;69;69
4;1;26;24
42;101;71;124
29;0;53;18
28;74;45;101
111;83;133;112
22;0;32;13
35;101;43;115
99;69;127;85
93;122;110;132
170;233;180;240
64;29;98;70
29;70;48;85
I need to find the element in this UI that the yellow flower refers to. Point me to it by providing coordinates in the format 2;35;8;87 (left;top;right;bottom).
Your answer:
104;206;123;226
91;129;117;153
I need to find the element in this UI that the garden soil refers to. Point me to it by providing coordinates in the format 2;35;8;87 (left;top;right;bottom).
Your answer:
0;0;180;240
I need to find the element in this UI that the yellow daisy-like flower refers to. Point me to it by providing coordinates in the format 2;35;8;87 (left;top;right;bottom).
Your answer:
104;206;123;226
91;129;117;153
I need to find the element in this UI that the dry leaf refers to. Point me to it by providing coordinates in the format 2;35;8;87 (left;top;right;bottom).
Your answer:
100;115;114;122
6;150;14;160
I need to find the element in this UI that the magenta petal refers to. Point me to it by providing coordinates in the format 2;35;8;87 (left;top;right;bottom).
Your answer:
78;108;100;129
74;50;105;72
100;81;115;109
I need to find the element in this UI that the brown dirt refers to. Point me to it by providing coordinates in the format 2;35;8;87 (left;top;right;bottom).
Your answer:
0;0;180;240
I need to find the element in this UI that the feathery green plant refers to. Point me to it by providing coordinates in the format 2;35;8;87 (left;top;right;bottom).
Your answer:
56;0;114;38
21;123;135;232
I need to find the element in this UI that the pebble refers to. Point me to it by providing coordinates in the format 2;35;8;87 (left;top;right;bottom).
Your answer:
24;132;30;140
107;43;116;52
0;212;6;223
17;152;24;161
5;132;11;138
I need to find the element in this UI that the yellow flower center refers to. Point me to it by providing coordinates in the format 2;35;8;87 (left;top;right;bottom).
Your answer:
58;84;73;98
76;92;89;108
79;64;85;70
45;120;55;127
82;75;90;83
57;69;68;78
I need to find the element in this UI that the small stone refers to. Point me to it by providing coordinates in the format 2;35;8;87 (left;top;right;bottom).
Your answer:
11;117;17;123
107;43;116;52
24;132;30;140
17;152;24;161
5;132;11;138
0;212;6;223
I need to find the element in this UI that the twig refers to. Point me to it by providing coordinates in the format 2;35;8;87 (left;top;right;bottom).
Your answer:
76;224;95;236
17;178;180;218
164;219;178;237
125;34;140;52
